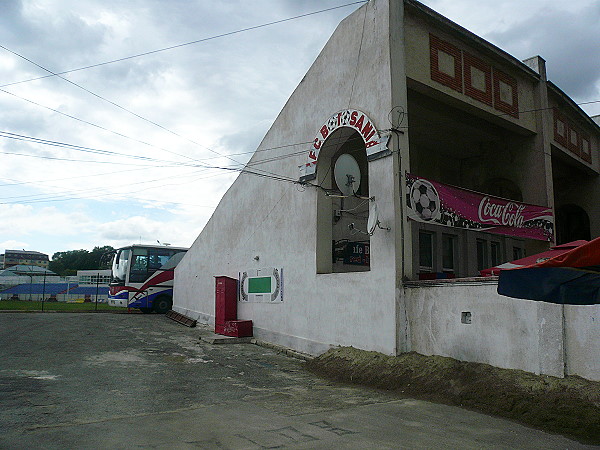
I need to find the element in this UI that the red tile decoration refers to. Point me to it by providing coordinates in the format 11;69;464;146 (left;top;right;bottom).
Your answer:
553;108;569;148
430;34;462;93
553;107;594;163
567;126;581;156
463;52;492;106
493;69;519;118
429;34;520;118
581;134;592;163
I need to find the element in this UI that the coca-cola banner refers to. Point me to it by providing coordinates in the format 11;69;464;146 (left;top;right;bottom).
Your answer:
405;173;554;241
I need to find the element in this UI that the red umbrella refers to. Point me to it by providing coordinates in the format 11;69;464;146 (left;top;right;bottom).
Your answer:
480;240;588;277
497;237;600;305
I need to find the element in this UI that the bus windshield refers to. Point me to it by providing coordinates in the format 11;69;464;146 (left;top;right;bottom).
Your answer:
112;248;131;283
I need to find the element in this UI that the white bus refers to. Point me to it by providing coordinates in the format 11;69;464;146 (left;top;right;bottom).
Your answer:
108;244;187;313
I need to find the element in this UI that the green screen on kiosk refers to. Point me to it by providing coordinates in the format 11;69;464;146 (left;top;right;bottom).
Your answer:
248;276;271;294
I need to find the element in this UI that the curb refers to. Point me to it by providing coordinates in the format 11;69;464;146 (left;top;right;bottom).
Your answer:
195;325;314;361
251;339;314;361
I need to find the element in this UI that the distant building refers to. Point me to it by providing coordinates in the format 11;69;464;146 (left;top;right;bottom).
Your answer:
76;269;111;286
2;250;49;270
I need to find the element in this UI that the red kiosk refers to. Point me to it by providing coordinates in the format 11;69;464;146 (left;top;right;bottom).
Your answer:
214;276;253;337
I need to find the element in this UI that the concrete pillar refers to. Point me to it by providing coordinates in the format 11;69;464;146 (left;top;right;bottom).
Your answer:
389;0;412;353
521;56;555;254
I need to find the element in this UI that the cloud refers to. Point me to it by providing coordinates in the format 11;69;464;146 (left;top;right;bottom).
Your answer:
487;3;600;100
0;204;93;237
0;239;31;251
95;215;199;249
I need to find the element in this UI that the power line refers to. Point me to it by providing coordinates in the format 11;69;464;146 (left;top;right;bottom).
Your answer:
0;1;368;176
0;167;149;188
0;127;379;199
0;87;207;164
0;2;368;89
0;163;296;206
0;169;229;205
0;129;303;189
0;48;247;170
0;86;316;170
0;129;318;171
0;131;202;167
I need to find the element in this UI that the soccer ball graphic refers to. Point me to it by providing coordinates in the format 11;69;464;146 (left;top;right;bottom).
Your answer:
410;179;440;221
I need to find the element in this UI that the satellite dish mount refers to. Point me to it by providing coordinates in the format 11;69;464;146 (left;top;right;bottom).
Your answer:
367;198;390;235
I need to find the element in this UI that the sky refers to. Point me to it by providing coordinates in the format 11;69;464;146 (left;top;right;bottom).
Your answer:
1;0;599;259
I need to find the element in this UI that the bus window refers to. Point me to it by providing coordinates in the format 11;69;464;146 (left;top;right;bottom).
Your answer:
148;249;173;270
130;249;149;283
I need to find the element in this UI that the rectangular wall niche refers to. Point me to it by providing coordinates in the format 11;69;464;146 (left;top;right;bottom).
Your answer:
429;34;519;118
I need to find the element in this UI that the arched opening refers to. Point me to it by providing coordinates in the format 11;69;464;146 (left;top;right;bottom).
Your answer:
556;204;590;244
316;128;370;273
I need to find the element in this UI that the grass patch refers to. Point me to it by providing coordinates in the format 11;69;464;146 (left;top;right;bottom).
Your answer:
0;300;124;312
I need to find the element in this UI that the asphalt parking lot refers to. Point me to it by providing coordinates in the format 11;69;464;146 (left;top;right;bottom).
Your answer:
0;313;594;449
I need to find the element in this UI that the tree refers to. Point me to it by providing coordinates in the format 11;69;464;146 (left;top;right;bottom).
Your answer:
49;246;115;276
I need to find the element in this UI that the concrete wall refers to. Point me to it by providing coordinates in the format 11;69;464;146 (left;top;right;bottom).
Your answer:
564;304;600;381
403;281;599;381
174;0;403;356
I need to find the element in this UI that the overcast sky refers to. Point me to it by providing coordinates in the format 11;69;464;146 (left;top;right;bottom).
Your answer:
1;0;598;259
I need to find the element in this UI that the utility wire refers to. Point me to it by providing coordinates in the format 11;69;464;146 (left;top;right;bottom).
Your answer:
0;128;374;200
1;84;317;169
0;87;206;164
0;131;203;167
0;129;318;170
0;1;368;176
0;130;301;185
0;148;180;167
0;2;368;89
0;45;247;169
0;168;231;205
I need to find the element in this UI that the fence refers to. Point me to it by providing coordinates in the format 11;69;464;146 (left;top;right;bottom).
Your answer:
0;281;109;304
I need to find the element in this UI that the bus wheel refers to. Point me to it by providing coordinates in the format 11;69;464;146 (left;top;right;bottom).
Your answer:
139;308;153;314
153;295;172;314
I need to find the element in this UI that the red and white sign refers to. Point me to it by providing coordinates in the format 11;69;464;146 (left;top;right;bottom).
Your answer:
299;109;390;181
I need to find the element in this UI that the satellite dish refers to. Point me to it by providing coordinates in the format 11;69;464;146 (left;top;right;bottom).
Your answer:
334;154;361;196
367;201;378;235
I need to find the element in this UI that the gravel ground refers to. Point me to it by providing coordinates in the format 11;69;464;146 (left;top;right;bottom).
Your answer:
306;347;600;445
